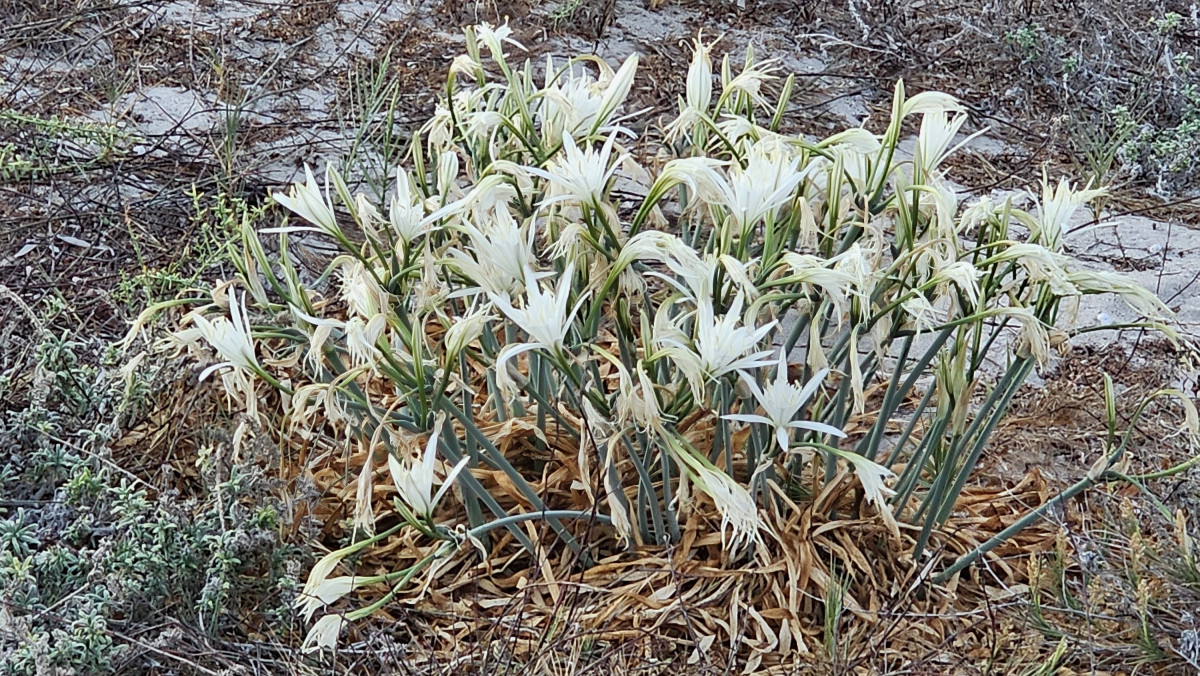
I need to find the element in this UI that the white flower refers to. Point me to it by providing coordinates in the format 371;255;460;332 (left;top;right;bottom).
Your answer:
782;247;868;324
389;167;426;243
692;293;775;377
988;242;1076;296
828;448;896;511
296;547;354;620
1066;269;1171;319
901;295;940;332
615;361;664;433
724;349;846;453
423;103;454;151
819;128;882;154
445;207;540;297
490;263;589;399
538;58;604;146
537;54;637;145
594;53;638;135
474;20;525;61
1034;175;1107;251
338;258;389;319
387;413;470;519
720;53;781;109
930;260;982;309
665;32;716;141
344;315;386;368
437;150;459;198
614;230;699;272
668;435;762;552
289;304;344;371
492;263;587;349
914;109;972;176
713;139;804;231
685;32;714;114
527;131;627;208
449;53;482;79
272;165;339;234
443;306;494;360
190;290;259;381
296;576;357;622
302;614;346;654
656;293;775;396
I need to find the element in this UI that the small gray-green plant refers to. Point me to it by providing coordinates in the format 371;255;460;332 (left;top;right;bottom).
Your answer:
0;315;299;674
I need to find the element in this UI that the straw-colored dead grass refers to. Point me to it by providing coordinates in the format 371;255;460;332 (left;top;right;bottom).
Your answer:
139;318;1188;673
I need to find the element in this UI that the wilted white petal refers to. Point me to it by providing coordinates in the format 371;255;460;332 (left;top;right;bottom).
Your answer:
302;614;346;654
670;437;762;552
444;306;494;360
830;449;896;510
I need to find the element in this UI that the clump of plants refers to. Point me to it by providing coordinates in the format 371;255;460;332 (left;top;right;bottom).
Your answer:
171;24;1185;652
0;304;297;674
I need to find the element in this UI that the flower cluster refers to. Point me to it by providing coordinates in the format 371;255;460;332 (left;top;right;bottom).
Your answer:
174;22;1175;653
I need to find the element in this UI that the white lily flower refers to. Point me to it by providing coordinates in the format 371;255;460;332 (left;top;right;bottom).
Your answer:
344;315;386;368
423;103;454;151
820;128;882;154
685;32;714;114
901;295;940;333
387;413;470;519
1034;175;1107;251
615;361;664;433
389;167;426;243
272;165;339;234
289;304;344;371
694;293;775;378
297;576;357;622
492;262;588;349
720;53;781;109
301;614;345;654
474;19;525;61
190;290;259;382
714;139;804;231
538;59;603;146
656;293;775;397
781;250;864;323
1066;269;1172;319
449;53;482;79
338;258;389;319
930;260;982;309
665;33;716;141
296;546;355;620
914;109;972;176
490;263;589;399
538;54;636;144
593;53;638;135
443;305;494;360
989;242;1077;296
668;435;762;552
828;448;896;511
528;131;627;208
437;150;459;198
724;350;846;453
446;207;540;297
